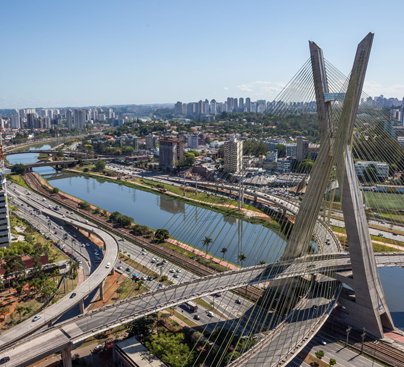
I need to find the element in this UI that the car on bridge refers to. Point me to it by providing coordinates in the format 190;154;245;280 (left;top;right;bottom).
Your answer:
0;357;10;364
32;315;41;322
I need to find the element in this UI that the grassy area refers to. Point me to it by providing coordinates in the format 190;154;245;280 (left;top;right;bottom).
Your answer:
330;226;346;234
364;191;404;211
172;309;199;328
37;153;49;161
7;174;29;189
370;234;404;246
372;243;400;252
9;212;69;263
53;275;79;301
158;240;230;272
304;354;330;367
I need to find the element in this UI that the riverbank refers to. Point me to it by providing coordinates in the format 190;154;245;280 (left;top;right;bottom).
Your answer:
63;167;282;231
19;172;236;273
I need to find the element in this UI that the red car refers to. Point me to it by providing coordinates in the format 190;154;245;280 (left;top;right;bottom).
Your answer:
66;251;70;255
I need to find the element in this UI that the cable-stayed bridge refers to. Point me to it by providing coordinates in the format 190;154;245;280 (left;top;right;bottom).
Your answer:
3;32;404;367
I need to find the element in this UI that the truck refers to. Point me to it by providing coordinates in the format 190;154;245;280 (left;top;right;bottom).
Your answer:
132;274;139;281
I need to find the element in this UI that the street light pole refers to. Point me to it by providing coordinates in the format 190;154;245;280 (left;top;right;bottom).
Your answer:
346;326;352;347
361;327;366;354
183;171;185;196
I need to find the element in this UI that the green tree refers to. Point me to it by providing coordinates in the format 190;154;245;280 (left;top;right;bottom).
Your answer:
11;163;26;176
15;306;25;321
78;201;90;210
329;358;336;366
315;350;324;360
94;160;106;172
202;236;213;255
237;253;247;266
275;144;286;158
220;247;228;259
52;187;60;194
145;331;195;367
155;229;170;243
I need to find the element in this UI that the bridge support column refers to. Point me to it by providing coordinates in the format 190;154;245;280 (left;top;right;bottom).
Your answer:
79;299;84;314
61;343;72;367
48;320;52;327
99;282;104;300
110;267;115;275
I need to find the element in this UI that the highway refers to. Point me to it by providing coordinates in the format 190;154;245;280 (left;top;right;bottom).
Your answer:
2;177;403;366
0;184;119;349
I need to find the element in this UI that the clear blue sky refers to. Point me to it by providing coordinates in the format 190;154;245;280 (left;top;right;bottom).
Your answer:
1;0;403;109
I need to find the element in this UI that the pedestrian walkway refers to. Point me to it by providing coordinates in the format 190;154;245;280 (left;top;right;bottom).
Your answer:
384;330;404;344
165;238;239;270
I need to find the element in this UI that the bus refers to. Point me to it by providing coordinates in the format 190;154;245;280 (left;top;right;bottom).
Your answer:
183;301;198;312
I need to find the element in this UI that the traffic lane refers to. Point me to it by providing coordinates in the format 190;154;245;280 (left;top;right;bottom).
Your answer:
304;336;378;367
286;358;311;367
117;240;253;317
15;209;92;275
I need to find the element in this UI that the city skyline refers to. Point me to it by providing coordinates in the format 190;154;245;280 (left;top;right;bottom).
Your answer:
1;0;404;109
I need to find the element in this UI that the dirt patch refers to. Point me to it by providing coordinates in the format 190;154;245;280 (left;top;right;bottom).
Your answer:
77;228;104;247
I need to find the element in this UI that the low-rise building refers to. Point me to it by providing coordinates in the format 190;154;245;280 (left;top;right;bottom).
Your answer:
113;336;166;367
355;161;389;179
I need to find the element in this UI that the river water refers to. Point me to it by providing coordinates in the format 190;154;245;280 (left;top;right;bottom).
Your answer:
7;144;404;331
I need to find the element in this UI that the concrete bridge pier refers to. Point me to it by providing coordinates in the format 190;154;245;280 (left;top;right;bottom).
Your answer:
48;320;52;327
79;299;84;314
99;282;104;300
110;267;115;275
61;343;72;367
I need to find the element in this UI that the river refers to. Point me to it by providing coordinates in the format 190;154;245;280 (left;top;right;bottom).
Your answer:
6;144;404;331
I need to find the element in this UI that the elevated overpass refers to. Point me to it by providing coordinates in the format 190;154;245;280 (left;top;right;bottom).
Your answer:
1;250;403;366
0;193;119;349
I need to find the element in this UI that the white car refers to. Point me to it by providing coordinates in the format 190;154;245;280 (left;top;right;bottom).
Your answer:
170;269;175;273
32;315;41;322
176;269;181;273
151;258;156;263
106;263;110;268
207;311;214;317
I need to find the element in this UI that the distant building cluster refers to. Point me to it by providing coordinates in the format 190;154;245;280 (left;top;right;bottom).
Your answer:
175;97;273;119
3;107;115;131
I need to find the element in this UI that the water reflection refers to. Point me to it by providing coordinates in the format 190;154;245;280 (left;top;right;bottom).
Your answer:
159;196;185;214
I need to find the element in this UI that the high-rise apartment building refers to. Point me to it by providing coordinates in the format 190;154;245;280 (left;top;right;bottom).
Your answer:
246;97;251;112
296;136;309;162
188;133;199;149
10;115;20;129
132;136;139;151
27;113;36;129
239;98;244;112
204;100;210;115
146;134;158;149
36;116;44;129
224;137;243;173
66;109;72;130
210;99;217;115
44;116;51;129
174;101;183;115
158;136;184;169
74;109;85;130
182;103;187;115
